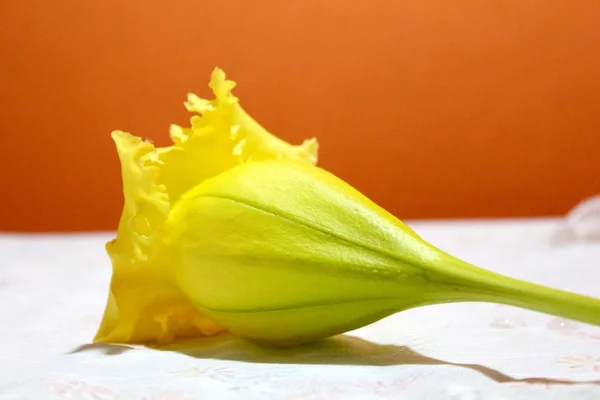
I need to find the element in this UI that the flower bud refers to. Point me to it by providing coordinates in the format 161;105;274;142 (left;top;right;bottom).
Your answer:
95;68;600;346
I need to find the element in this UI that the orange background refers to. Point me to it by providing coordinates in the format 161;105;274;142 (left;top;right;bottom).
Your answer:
1;1;599;232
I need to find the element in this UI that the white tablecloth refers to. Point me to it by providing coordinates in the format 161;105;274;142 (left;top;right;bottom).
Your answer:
2;216;600;399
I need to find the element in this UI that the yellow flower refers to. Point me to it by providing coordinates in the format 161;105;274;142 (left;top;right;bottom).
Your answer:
96;68;600;347
95;68;317;344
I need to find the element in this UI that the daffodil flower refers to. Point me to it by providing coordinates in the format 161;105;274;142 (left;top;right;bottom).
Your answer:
95;69;600;346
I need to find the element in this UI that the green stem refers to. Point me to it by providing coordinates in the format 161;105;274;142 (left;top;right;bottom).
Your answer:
433;256;600;327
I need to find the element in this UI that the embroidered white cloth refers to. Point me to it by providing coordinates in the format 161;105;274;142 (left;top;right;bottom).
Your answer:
1;215;600;399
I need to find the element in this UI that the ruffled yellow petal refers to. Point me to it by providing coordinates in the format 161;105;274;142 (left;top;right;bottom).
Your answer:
95;68;319;344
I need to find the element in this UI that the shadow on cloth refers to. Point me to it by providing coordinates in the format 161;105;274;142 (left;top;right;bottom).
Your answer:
70;333;600;386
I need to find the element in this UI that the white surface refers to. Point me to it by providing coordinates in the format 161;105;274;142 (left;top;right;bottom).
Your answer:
1;217;600;399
